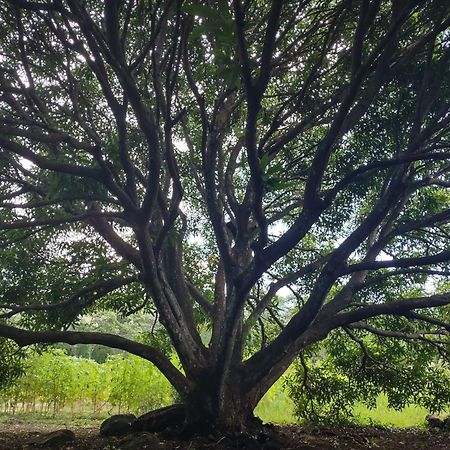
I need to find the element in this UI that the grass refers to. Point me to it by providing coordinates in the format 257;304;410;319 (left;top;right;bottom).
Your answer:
255;382;434;428
0;390;440;430
0;412;103;428
255;378;295;424
353;395;429;428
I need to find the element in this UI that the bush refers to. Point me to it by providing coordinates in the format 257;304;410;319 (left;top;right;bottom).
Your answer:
0;349;175;416
286;327;450;424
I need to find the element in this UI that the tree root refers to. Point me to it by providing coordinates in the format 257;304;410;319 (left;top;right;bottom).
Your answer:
132;404;186;433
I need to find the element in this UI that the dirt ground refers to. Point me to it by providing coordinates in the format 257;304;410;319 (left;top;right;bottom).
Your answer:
0;420;449;449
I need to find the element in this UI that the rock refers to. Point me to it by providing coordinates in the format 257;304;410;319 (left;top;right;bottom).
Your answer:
133;404;185;433
26;429;75;447
118;432;164;449
443;416;450;431
100;414;136;436
426;414;445;429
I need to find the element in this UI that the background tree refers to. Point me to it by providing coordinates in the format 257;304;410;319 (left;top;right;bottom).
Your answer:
0;0;449;432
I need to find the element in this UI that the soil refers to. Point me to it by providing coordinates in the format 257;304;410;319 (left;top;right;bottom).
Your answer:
0;419;449;449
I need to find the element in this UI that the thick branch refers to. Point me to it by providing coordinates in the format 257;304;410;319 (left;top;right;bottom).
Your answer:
335;293;450;327
347;250;450;273
0;323;190;395
0;135;103;180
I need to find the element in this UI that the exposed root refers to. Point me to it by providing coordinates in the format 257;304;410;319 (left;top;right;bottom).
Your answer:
132;404;186;433
129;403;275;443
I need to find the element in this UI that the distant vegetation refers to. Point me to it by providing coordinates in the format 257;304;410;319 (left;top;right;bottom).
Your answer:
0;349;174;417
286;328;450;424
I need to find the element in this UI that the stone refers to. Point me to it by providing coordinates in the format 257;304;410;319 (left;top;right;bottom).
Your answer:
26;429;75;447
118;432;164;449
425;414;445;429
100;414;136;437
443;416;450;430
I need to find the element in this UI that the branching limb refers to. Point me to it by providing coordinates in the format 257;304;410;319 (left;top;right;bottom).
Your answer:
346;250;450;273
0;211;123;230
349;322;450;340
186;281;213;316
0;276;139;319
242;256;328;338
335;292;450;327
404;311;450;333
0;323;190;396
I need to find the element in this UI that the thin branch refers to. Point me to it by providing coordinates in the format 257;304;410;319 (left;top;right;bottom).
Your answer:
349;322;450;340
0;276;138;319
0;211;123;230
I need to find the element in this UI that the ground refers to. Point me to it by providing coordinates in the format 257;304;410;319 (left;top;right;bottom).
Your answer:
0;420;450;449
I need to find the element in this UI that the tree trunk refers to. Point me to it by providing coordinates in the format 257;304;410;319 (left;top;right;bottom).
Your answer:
135;375;260;434
184;388;258;433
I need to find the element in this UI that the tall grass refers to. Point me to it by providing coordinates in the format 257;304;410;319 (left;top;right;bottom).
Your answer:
353;395;429;428
254;377;295;424
255;382;433;428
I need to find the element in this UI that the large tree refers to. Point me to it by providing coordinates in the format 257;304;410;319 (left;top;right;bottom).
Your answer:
0;0;449;431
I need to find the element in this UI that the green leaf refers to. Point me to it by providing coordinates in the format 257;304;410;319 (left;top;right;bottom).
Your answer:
259;153;270;172
182;3;223;22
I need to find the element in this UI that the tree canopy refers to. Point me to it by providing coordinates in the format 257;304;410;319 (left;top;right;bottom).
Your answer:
0;0;449;431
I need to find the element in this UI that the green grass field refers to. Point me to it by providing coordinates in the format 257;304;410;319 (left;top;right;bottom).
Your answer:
352;396;430;428
255;379;433;428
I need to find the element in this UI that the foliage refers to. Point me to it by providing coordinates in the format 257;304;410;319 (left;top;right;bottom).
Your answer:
287;325;450;424
106;354;175;413
60;311;160;363
0;350;175;416
0;338;25;388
